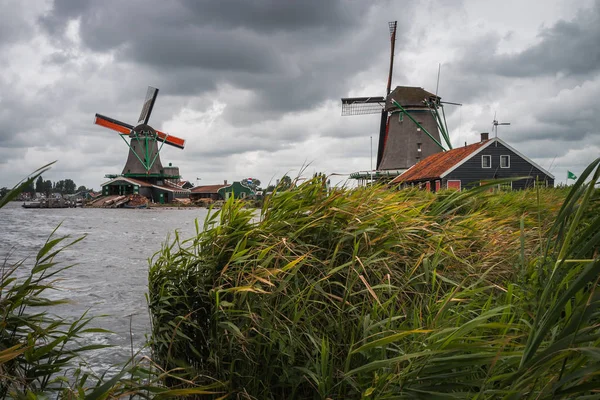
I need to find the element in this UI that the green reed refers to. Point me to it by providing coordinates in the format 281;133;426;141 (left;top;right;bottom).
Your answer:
149;162;599;399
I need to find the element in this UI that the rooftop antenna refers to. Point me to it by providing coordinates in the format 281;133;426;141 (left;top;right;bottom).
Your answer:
435;63;441;97
493;111;510;138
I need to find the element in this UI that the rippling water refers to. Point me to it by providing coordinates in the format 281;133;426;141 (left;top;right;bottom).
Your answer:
0;202;209;372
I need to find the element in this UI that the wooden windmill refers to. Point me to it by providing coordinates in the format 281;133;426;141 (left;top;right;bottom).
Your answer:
341;22;454;176
94;86;186;180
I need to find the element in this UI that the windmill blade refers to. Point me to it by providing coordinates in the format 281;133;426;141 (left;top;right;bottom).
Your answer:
376;110;389;169
138;86;159;124
94;114;133;135
386;21;397;95
95;113;185;149
155;130;186;149
341;96;386;116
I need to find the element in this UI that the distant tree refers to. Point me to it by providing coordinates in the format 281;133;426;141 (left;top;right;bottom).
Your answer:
54;180;65;194
24;180;35;196
64;179;76;194
279;175;292;191
0;187;9;198
35;176;44;193
264;185;276;193
43;180;53;196
76;185;88;192
246;178;261;191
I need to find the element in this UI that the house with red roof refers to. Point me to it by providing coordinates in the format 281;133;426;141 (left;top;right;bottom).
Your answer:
190;180;255;201
391;133;554;191
190;184;229;201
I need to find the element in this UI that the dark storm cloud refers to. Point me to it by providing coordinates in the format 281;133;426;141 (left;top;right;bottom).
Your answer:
463;1;600;78
39;0;402;119
179;1;362;33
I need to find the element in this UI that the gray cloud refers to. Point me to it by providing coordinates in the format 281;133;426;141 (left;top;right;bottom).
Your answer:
39;0;403;119
463;1;600;78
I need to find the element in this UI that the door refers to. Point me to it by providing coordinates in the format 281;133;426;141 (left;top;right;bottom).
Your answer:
447;180;461;191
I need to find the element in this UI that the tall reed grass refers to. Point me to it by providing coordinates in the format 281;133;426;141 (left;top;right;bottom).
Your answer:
149;159;599;399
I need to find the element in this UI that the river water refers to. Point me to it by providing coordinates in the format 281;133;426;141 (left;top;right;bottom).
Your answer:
0;202;209;372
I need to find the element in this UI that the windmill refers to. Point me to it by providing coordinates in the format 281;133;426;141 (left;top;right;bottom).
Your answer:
94;86;186;179
341;22;455;178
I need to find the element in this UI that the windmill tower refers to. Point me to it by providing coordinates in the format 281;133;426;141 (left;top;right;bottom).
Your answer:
341;22;454;180
94;87;190;203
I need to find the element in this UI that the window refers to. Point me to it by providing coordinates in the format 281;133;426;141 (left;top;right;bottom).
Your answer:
417;143;422;153
417;122;423;132
482;155;491;168
500;155;510;168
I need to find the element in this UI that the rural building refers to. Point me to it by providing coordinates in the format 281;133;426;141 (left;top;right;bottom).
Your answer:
219;181;254;199
189;181;255;202
101;177;190;204
190;184;228;201
391;134;555;191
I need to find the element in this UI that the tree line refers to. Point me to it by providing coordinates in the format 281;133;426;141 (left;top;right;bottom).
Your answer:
0;176;93;199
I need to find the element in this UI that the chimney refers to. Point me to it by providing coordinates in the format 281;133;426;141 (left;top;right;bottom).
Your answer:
480;132;489;142
224;180;228;185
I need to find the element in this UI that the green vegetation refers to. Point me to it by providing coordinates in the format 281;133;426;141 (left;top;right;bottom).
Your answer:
148;160;599;398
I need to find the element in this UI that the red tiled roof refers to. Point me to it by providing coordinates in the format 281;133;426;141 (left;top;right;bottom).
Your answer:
391;140;490;184
191;184;227;194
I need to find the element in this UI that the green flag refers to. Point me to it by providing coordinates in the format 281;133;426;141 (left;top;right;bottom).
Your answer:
567;171;577;180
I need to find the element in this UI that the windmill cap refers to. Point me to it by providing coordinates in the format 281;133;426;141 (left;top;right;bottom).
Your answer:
132;123;156;136
385;86;440;110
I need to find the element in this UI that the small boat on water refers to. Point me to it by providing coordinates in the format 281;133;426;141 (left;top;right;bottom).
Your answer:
22;198;76;209
123;203;148;209
22;201;42;209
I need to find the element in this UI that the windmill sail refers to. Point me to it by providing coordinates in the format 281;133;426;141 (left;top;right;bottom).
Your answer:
94;114;186;149
138;86;159;125
341;97;385;116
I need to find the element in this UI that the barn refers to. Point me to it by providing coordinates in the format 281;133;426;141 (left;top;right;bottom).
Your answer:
391;134;555;191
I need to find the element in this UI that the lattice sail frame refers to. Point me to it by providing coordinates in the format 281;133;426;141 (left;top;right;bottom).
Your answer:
138;86;159;124
341;96;386;116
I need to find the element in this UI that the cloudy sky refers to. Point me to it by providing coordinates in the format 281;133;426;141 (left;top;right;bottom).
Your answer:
1;0;599;190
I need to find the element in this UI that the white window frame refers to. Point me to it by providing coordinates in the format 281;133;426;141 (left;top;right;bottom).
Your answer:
500;155;510;168
480;181;513;191
482;155;492;168
447;180;461;191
